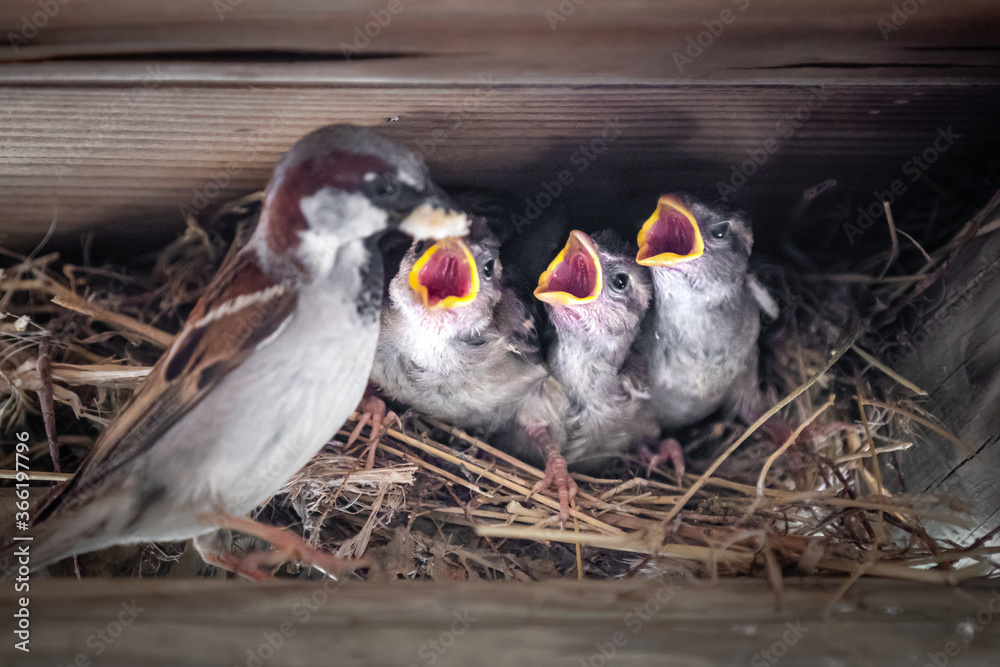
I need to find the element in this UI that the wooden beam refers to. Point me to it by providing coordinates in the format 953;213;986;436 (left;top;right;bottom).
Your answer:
2;72;998;247
1;0;998;73
1;577;998;666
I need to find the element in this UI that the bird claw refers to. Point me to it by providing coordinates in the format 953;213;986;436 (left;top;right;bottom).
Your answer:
529;453;578;526
348;394;397;469
196;514;370;580
642;438;686;483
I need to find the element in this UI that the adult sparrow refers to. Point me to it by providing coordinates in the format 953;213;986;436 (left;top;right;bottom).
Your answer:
6;124;467;577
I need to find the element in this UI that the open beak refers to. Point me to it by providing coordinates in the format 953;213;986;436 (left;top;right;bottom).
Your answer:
399;189;469;241
409;237;480;310
534;230;602;305
636;195;704;267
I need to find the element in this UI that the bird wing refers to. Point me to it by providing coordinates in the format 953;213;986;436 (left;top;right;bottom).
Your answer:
34;250;298;521
747;273;780;320
494;287;544;366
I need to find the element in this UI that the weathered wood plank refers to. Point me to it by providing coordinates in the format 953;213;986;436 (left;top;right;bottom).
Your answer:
892;227;1000;547
1;577;998;666
1;76;997;247
1;0;998;74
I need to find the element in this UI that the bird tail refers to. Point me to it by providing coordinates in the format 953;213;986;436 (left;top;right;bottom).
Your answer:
1;492;123;575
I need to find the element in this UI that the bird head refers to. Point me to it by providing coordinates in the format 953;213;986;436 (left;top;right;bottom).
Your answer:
635;194;753;290
256;124;467;277
536;230;652;342
390;216;503;336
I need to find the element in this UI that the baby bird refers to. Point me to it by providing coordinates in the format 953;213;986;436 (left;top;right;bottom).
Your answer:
635;194;784;447
372;217;577;520
534;230;663;472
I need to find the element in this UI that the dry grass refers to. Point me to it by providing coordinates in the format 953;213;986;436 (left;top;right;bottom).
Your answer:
1;187;999;587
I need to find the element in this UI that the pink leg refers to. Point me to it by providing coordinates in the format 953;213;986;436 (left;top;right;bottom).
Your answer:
524;423;578;525
641;438;686;482
530;452;579;526
347;387;396;469
198;513;371;579
193;534;269;582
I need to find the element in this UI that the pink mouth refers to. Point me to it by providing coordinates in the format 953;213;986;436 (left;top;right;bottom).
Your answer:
545;249;598;299
416;246;474;307
645;209;696;257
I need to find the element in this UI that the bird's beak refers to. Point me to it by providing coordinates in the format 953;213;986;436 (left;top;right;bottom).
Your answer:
636;195;704;267
399;189;469;241
409;237;480;310
534;230;602;305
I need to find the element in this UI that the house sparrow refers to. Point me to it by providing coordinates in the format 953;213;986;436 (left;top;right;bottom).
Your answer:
372;217;577;521
534;230;662;472
4;124;467;578
635;194;786;452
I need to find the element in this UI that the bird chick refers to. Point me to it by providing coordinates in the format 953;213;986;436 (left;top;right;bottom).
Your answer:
534;230;661;472
635;193;786;450
3;124;467;578
372;217;578;521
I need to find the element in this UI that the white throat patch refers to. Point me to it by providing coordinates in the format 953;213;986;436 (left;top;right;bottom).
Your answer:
298;188;388;276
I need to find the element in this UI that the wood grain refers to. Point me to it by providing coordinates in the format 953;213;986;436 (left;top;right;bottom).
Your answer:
1;577;999;666
1;74;998;247
0;0;999;247
893;228;1000;549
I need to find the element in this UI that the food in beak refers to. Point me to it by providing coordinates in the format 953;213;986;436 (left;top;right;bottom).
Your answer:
409;237;480;309
534;230;602;305
399;203;469;240
636;195;704;266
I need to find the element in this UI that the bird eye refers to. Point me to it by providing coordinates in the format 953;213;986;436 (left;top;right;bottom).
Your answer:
611;273;630;291
482;259;495;278
413;240;429;256
709;222;732;240
364;172;401;203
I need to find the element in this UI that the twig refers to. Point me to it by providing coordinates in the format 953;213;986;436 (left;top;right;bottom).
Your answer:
851;344;927;396
660;335;855;527
35;335;61;472
51;293;174;348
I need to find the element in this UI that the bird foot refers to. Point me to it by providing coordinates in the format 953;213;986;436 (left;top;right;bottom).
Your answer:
194;536;269;582
529;452;578;526
197;514;370;580
641;438;686;483
347;392;397;469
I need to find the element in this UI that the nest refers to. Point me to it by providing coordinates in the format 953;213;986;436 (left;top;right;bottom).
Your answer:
2;185;999;595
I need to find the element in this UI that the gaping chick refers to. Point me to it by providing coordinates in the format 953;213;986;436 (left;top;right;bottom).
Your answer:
635;193;788;450
535;230;661;472
372;217;578;521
